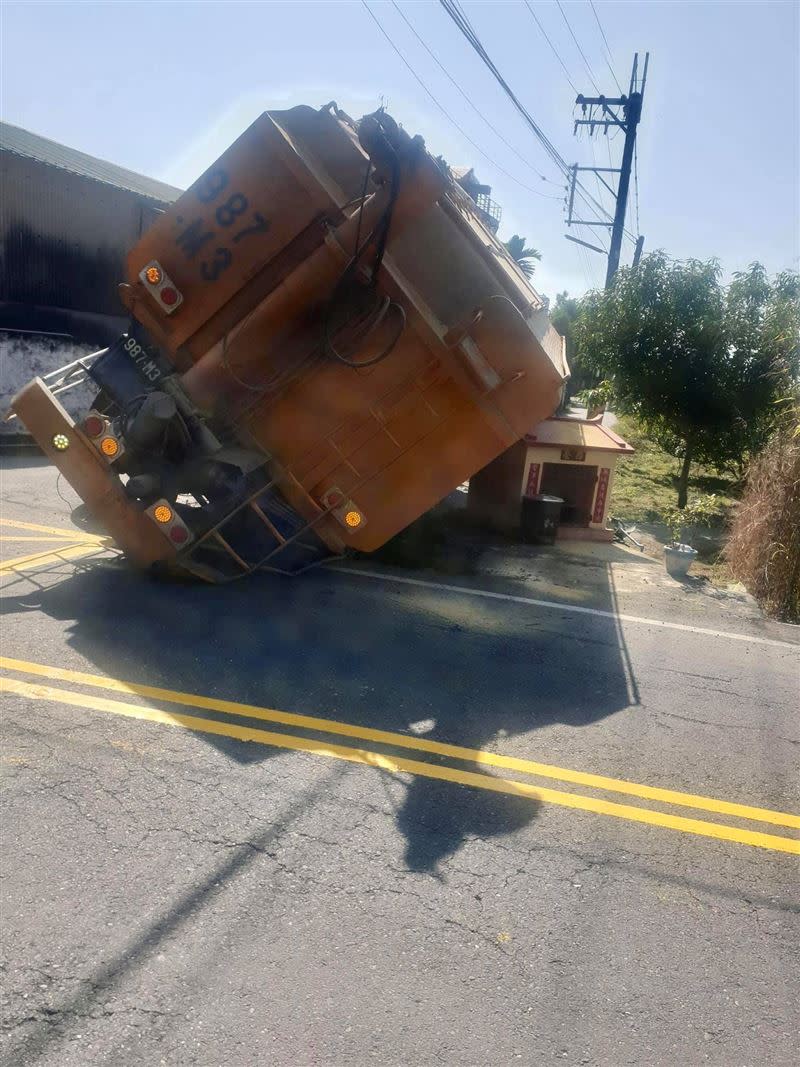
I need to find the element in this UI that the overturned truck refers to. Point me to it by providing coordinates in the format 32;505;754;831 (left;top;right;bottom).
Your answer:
11;104;567;582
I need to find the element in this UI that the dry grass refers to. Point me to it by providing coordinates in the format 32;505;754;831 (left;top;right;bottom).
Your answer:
725;427;800;622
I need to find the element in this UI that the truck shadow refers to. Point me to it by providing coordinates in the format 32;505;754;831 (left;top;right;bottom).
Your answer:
1;546;638;873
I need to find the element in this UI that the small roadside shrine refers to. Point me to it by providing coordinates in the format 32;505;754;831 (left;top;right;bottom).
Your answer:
468;415;634;540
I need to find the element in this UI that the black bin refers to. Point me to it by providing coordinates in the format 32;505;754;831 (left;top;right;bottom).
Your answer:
520;493;563;545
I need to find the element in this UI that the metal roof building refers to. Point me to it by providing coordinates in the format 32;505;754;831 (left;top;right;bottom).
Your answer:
1;121;182;344
0;122;182;203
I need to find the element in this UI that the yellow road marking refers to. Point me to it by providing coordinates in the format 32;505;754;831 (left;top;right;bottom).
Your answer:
0;518;106;542
0;544;109;575
1;655;798;833
0;536;93;543
2;676;798;855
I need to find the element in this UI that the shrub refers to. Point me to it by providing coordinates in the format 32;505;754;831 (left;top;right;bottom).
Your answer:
661;495;722;546
725;427;800;621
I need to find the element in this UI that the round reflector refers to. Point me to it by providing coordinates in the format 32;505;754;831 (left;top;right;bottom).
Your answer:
153;504;173;524
82;415;104;438
160;287;178;306
52;433;69;452
169;525;189;544
344;510;362;528
99;436;119;457
145;265;162;285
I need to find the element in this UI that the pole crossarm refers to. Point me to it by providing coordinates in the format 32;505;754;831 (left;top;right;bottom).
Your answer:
566;53;649;285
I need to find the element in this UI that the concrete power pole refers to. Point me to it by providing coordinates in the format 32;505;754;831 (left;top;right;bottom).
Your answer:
566;53;649;287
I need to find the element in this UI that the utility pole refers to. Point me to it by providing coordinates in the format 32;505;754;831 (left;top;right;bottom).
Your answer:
566;53;648;287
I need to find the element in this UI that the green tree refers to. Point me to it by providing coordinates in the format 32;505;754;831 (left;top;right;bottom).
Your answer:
574;253;800;507
719;264;800;474
549;290;595;397
503;235;541;278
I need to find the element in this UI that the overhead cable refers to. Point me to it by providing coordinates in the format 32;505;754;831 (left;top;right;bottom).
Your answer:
391;0;562;187
634;141;641;237
362;2;563;199
523;1;579;96
589;0;624;94
555;0;601;94
438;0;613;227
440;0;572;177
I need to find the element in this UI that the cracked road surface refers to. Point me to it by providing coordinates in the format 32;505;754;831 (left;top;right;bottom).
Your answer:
1;458;799;1066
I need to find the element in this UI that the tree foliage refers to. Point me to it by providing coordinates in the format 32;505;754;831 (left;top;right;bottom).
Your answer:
662;494;721;546
721;264;800;464
549;290;595;396
503;235;541;278
573;253;800;505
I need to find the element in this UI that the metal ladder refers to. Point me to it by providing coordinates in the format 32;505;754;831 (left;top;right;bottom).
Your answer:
172;468;337;583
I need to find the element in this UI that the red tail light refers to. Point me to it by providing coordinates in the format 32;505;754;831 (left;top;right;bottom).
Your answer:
139;260;183;315
145;499;193;547
82;413;106;438
85;416;124;462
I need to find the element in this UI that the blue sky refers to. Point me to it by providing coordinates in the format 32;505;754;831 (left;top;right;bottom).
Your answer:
2;0;797;299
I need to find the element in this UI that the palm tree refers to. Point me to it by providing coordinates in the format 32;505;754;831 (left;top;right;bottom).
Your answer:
503;235;541;278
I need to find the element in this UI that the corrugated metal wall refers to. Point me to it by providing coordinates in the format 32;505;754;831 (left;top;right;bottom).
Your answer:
0;152;167;335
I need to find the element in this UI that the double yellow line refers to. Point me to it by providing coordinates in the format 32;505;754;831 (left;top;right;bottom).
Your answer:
0;518;113;575
1;654;798;854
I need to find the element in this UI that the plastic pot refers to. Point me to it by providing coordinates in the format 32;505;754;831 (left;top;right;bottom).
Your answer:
664;543;698;578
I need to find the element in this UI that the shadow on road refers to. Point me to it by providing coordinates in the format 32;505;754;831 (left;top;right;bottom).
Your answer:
3;764;350;1067
1;541;638;872
0;545;670;1067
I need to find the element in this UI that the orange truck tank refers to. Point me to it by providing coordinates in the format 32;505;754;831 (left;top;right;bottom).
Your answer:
11;104;568;582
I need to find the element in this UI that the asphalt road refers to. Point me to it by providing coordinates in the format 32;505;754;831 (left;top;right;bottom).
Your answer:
1;458;798;1066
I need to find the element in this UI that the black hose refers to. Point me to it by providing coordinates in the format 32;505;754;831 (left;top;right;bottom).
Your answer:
321;122;407;369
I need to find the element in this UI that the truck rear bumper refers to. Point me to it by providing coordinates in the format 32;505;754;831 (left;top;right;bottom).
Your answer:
9;378;177;570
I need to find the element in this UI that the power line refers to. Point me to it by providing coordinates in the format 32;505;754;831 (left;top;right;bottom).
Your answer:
555;0;601;94
587;132;603;208
605;128;614;170
589;0;623;94
588;136;610;229
577;242;596;290
440;0;620;244
578;245;591;288
390;0;562;187
440;0;570;175
361;2;563;199
437;0;614;228
568;45;648;284
633;140;641;236
525;0;621;257
523;0;579;96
